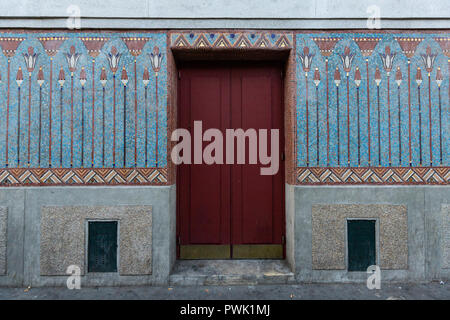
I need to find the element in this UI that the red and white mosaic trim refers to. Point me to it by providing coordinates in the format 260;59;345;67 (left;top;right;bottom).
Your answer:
0;168;168;186
296;167;450;185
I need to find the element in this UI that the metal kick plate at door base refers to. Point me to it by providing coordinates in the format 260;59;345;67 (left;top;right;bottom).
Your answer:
180;244;283;259
180;245;231;259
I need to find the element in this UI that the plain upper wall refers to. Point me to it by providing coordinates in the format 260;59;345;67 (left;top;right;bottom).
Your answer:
0;0;448;29
1;0;448;18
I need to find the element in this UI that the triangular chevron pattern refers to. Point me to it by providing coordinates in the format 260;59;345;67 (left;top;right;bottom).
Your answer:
170;32;293;49
0;168;168;186
296;167;450;185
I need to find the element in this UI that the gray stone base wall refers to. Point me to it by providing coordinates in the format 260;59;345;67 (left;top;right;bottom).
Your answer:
289;185;449;283
0;207;7;275
0;189;25;286
0;186;176;287
0;184;449;286
441;204;450;269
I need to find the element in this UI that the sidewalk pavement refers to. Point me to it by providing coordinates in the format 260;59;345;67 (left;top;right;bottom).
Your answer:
0;282;448;300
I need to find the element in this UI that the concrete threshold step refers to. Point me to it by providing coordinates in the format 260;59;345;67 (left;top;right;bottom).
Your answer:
169;260;295;286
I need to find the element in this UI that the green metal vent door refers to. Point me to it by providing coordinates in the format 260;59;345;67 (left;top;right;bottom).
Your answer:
347;220;376;271
88;221;118;272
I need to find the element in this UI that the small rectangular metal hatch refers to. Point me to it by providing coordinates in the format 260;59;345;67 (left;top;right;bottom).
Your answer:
347;220;376;271
88;221;118;272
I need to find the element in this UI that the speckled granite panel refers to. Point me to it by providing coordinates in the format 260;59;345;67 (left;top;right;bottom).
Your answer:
312;206;346;270
40;206;152;275
312;204;408;270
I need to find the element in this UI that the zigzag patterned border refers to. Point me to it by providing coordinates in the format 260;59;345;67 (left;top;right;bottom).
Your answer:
2;166;447;186
0;168;168;186
296;167;450;185
170;31;293;49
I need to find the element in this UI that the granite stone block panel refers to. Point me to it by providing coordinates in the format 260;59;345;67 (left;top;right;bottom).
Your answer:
441;204;450;269
40;205;152;276
312;204;408;270
312;206;345;270
0;207;7;275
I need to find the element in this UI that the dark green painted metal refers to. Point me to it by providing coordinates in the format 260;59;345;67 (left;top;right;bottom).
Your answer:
347;220;376;272
88;221;118;273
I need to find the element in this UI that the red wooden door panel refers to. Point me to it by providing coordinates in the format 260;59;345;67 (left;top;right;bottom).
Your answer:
178;66;231;246
177;62;284;259
230;66;284;246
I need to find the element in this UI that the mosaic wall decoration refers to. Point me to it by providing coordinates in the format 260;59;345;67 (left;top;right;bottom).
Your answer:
0;31;167;185
170;31;293;49
0;30;448;186
296;32;450;184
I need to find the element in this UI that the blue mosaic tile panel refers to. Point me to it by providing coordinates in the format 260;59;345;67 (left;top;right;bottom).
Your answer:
296;32;449;168
0;31;167;169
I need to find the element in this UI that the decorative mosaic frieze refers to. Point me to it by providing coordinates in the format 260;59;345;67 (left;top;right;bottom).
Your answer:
297;166;449;184
0;167;167;185
296;32;449;182
170;31;293;49
0;30;448;186
0;32;167;184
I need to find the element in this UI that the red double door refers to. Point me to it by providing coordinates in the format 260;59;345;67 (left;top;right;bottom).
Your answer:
177;62;284;259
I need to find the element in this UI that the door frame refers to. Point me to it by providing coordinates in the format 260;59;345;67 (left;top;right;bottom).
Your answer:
166;32;297;263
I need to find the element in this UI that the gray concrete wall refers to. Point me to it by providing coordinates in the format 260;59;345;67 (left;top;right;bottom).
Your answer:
289;185;450;283
0;184;449;286
0;0;448;29
0;190;25;286
285;184;296;273
0;0;448;286
0;186;175;287
425;189;450;280
3;0;448;19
